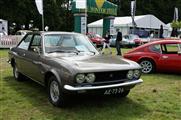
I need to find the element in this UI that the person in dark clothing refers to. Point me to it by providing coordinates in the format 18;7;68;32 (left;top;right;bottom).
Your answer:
116;29;122;55
171;28;178;37
101;30;112;54
159;25;164;38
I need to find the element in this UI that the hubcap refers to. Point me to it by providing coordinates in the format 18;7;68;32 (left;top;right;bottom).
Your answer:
50;80;60;103
140;61;153;73
14;66;19;79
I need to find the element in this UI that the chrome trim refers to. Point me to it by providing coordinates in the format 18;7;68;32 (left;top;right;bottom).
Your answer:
64;79;143;91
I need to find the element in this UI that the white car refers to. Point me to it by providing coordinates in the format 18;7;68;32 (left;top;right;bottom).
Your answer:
122;34;141;47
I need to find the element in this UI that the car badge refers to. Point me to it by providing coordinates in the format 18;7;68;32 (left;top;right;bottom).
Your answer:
109;74;113;78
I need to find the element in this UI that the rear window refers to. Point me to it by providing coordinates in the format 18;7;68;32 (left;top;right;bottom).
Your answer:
149;44;161;53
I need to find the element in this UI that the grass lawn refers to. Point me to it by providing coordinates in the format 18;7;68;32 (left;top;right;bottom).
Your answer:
0;49;9;58
0;48;181;120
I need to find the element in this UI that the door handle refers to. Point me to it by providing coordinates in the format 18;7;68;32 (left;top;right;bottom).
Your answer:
162;56;168;59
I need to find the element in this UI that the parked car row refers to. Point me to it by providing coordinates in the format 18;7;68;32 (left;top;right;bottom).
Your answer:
110;34;150;48
86;33;152;48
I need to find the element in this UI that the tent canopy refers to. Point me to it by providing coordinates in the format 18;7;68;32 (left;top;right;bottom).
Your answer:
88;14;168;29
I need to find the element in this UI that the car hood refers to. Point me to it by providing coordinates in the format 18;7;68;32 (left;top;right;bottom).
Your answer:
51;54;141;72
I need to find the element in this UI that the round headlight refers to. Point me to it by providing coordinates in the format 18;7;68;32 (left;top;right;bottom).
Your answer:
134;70;141;79
85;73;96;83
76;74;85;83
127;70;134;80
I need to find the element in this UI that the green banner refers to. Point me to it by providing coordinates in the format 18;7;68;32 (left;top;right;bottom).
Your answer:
72;0;117;16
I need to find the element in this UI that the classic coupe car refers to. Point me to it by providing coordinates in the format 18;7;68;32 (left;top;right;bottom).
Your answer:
124;39;181;74
8;31;143;107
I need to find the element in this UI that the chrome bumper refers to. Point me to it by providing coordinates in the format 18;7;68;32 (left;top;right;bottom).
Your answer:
64;79;143;91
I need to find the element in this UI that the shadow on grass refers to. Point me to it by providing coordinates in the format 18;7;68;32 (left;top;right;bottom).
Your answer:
3;76;149;119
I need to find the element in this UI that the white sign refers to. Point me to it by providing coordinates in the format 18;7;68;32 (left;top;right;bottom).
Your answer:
76;0;86;9
110;19;114;35
131;1;136;17
174;7;178;21
81;17;87;34
35;0;43;15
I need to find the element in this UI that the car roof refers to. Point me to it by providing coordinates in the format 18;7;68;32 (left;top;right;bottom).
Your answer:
127;39;181;53
148;39;181;45
27;31;83;36
17;30;32;32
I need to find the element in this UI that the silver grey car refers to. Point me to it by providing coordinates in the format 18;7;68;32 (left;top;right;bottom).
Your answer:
8;31;143;107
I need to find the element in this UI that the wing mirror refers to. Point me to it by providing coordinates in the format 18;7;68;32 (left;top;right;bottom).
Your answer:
33;47;41;55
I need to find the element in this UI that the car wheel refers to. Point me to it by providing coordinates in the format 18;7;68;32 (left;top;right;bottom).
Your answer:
139;60;155;74
13;64;24;81
48;76;66;107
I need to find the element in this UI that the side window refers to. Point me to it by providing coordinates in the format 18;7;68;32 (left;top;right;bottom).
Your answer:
149;44;161;53
178;44;181;52
124;35;128;39
18;35;32;50
161;44;179;54
29;35;41;52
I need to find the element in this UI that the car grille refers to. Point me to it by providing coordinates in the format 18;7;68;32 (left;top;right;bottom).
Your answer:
74;70;129;86
94;71;128;82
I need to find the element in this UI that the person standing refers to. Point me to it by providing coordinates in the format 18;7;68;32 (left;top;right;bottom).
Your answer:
116;29;122;55
101;30;112;54
150;31;154;38
159;25;164;38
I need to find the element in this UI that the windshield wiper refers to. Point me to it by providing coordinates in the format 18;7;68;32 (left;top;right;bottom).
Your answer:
89;51;96;55
47;49;83;55
47;50;69;53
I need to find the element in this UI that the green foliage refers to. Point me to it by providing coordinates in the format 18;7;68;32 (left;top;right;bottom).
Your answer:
171;21;181;28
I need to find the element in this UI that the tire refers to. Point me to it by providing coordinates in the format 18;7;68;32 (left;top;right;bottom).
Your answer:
139;59;155;74
13;64;24;81
48;76;66;107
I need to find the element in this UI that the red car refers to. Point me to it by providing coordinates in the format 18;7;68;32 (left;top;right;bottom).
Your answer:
87;33;105;47
124;39;181;74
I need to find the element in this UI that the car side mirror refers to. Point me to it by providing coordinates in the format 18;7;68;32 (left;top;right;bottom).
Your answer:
33;47;41;55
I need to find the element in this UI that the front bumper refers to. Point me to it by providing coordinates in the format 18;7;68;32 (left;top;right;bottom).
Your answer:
64;79;143;91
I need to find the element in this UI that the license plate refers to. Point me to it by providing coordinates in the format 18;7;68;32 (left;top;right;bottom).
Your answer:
104;88;124;95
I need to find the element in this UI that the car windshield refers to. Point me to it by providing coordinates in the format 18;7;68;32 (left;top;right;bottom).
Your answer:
44;34;98;54
95;34;101;38
130;35;139;40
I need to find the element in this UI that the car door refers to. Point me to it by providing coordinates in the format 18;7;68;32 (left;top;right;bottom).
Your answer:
15;34;33;75
159;43;181;73
24;34;44;83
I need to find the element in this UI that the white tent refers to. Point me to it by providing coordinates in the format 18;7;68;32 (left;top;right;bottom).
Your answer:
88;14;169;37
